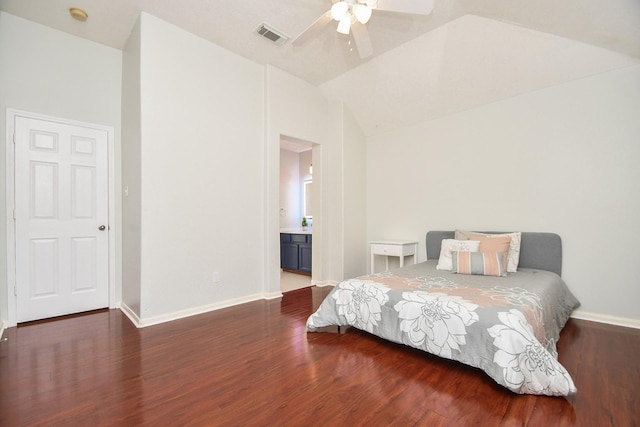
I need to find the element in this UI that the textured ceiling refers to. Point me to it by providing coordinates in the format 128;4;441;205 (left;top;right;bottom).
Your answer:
2;0;639;136
321;14;639;135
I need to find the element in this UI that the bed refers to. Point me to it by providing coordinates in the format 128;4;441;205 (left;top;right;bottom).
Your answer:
307;230;580;396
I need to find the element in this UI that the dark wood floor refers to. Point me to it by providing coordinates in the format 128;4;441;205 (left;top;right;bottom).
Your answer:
1;286;638;427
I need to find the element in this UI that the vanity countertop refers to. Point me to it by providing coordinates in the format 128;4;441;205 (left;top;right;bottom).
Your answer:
280;228;312;235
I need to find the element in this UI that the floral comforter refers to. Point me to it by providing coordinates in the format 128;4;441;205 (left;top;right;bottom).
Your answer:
306;260;580;396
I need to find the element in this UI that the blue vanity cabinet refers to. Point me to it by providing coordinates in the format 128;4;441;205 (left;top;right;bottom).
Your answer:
298;236;312;274
280;233;312;275
280;234;299;271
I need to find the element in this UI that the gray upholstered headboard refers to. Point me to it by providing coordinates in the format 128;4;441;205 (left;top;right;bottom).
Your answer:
426;231;563;276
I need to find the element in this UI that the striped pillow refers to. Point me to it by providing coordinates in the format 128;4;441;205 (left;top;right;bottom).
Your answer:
452;251;506;277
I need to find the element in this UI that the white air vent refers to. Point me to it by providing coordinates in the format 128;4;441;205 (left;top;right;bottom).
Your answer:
255;23;289;47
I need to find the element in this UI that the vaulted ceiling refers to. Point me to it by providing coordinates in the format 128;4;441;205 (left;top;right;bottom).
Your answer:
2;0;639;136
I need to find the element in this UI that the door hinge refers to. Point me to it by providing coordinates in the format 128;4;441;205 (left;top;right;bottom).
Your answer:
14;285;17;297
12;132;16;144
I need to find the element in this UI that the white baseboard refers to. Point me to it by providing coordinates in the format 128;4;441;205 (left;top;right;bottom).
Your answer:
311;280;337;287
119;302;640;330
263;291;283;300
119;302;142;327
571;310;640;329
119;293;277;328
0;321;6;339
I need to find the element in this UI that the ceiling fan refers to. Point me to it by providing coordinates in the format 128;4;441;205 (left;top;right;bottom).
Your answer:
292;0;434;59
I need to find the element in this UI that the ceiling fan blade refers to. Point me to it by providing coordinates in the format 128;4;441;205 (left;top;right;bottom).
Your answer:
351;22;373;59
291;11;332;47
374;0;434;15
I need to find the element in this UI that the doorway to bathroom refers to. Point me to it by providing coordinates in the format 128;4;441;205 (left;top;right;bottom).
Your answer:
279;135;315;292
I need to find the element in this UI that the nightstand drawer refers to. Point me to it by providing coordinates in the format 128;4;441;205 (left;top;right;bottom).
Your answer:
371;243;403;256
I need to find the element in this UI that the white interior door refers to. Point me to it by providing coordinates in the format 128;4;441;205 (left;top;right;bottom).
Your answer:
14;115;109;323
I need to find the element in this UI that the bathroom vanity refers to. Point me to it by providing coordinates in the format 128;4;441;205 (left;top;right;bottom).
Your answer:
280;230;312;275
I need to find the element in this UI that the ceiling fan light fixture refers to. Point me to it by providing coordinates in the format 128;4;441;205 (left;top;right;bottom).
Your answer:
353;4;372;24
331;2;349;21
337;16;352;34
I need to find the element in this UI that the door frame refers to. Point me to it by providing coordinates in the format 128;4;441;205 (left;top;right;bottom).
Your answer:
5;109;116;327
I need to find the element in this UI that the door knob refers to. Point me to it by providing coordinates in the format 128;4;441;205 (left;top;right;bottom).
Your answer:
99;225;106;231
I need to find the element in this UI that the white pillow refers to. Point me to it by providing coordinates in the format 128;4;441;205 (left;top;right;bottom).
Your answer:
436;239;481;271
455;230;522;273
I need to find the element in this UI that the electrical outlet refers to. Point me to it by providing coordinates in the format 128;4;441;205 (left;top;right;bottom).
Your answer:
212;272;220;283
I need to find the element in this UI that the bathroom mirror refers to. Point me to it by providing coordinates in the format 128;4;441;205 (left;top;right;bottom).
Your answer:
303;180;313;218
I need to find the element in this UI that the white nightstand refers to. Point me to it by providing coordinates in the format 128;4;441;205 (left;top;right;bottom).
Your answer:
370;240;418;273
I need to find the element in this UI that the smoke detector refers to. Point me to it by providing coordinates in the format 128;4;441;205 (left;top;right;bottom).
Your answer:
255;23;289;47
69;7;88;22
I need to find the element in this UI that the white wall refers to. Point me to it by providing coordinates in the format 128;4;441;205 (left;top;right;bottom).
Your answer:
121;17;142;316
342;106;367;279
0;12;122;324
125;13;265;320
324;101;368;281
366;65;640;324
